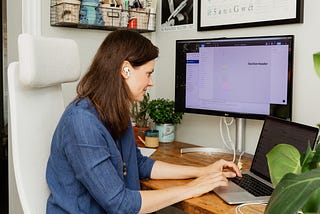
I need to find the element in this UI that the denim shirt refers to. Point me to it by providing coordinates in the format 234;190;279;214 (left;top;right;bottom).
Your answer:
46;98;155;213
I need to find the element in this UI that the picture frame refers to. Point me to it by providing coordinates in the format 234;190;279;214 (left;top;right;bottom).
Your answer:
198;0;304;31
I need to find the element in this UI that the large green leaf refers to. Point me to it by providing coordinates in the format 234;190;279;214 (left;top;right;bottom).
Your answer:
310;143;320;169
300;144;315;172
313;52;320;78
266;144;301;186
265;167;320;214
302;189;320;213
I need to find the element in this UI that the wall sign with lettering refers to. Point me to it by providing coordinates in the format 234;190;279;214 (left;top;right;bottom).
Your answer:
198;0;304;31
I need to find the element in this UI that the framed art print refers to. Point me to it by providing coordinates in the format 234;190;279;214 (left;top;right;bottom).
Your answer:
198;0;304;31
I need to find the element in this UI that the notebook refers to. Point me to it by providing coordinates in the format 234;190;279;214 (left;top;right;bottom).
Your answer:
214;116;319;205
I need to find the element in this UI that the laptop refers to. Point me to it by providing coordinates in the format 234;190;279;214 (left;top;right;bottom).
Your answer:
214;116;319;204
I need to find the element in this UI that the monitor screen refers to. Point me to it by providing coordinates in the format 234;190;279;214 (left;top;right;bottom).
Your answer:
175;35;294;120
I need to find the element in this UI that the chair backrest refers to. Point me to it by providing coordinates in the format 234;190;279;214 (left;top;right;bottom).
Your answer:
8;34;80;214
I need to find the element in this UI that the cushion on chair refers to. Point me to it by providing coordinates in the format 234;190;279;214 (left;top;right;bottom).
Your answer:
18;34;81;88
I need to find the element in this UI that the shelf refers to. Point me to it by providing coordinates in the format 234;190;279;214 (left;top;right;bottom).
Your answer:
51;23;155;33
50;1;156;33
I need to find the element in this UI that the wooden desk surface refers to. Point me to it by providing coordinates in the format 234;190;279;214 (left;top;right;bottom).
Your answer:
140;141;266;214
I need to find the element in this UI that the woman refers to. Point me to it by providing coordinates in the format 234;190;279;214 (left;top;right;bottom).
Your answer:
46;29;241;213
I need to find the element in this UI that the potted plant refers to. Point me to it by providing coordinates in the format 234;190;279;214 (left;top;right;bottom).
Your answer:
131;93;150;143
265;143;320;214
147;98;184;143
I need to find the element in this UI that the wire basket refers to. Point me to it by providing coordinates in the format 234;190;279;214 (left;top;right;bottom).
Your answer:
51;0;81;25
50;0;156;32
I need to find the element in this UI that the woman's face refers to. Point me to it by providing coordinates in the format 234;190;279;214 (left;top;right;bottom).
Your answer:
124;60;155;101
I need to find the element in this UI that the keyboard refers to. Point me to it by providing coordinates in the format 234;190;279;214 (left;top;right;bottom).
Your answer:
230;174;274;197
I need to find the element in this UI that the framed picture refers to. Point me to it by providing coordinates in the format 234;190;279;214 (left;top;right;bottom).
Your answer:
161;0;195;32
198;0;304;31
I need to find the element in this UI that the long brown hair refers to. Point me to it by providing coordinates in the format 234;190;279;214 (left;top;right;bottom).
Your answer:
77;30;159;140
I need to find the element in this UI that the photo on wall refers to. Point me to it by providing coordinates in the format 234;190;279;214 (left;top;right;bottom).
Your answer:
160;0;194;31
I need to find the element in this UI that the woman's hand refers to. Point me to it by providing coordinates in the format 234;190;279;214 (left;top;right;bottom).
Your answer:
200;159;242;178
185;171;229;198
184;159;242;198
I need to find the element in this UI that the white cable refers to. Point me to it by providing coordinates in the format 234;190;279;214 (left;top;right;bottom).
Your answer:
219;117;232;150
235;203;267;214
219;117;236;162
224;117;233;143
224;117;234;126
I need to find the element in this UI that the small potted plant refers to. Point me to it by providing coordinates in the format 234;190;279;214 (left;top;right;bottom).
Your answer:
147;98;184;143
131;93;150;143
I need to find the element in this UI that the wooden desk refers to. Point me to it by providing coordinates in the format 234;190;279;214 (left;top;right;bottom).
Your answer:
140;141;266;214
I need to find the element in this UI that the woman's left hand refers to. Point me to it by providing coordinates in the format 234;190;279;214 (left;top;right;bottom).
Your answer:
200;159;242;178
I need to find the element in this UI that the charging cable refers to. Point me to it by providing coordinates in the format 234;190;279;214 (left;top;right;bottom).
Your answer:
235;203;267;214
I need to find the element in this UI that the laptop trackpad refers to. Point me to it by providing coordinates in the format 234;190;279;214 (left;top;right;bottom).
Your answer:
214;182;254;204
214;181;246;193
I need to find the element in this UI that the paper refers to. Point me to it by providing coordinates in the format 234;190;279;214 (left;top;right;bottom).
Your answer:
138;147;157;157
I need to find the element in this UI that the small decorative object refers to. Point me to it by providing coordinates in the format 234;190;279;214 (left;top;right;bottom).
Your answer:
147;98;184;143
131;93;150;143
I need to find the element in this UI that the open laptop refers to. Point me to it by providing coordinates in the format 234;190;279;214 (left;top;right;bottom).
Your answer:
214;116;319;204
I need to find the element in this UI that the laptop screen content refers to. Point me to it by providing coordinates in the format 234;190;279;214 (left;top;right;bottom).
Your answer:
250;117;319;182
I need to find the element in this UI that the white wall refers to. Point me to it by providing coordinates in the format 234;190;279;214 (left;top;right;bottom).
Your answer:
7;0;320;213
153;0;320;154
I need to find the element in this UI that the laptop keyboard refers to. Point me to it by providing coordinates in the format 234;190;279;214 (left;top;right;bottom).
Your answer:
230;174;274;197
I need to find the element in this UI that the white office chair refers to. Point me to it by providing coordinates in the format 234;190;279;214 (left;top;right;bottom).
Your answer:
8;34;81;214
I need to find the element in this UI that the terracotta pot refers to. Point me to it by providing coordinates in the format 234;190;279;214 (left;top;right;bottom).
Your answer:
133;126;150;144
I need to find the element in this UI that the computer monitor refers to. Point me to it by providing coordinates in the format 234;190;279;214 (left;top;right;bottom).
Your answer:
175;35;294;121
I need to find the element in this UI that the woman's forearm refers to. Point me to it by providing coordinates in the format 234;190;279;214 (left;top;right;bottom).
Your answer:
150;160;205;179
139;185;193;213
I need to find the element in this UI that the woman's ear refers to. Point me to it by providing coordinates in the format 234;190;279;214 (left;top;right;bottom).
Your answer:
121;61;132;79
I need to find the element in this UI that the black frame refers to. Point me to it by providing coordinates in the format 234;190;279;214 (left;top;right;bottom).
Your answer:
198;0;304;31
175;35;294;121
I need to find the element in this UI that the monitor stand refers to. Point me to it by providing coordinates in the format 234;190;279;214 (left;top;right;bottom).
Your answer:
180;118;246;154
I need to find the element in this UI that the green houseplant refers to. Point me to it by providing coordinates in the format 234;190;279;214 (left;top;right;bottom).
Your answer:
131;93;151;143
147;98;184;142
265;143;320;214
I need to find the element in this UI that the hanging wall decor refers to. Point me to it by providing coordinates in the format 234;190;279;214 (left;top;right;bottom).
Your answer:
198;0;304;31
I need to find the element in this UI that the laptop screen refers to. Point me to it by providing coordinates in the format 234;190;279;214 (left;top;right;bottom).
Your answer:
250;116;319;182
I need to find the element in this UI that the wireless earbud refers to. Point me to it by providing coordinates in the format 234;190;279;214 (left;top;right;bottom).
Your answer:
123;67;130;78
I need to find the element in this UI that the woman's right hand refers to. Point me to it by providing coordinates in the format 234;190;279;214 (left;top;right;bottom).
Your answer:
185;171;230;198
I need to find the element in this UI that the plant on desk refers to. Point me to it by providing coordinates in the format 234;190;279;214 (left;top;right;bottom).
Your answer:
147;98;184;143
265;143;320;214
131;93;150;144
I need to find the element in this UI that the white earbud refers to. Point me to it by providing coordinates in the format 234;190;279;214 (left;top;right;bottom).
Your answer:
123;67;130;78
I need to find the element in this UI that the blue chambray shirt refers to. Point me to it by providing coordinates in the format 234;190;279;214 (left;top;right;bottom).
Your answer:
46;98;155;213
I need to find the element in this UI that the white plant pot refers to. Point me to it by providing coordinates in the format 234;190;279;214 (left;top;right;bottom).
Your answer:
155;123;175;143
